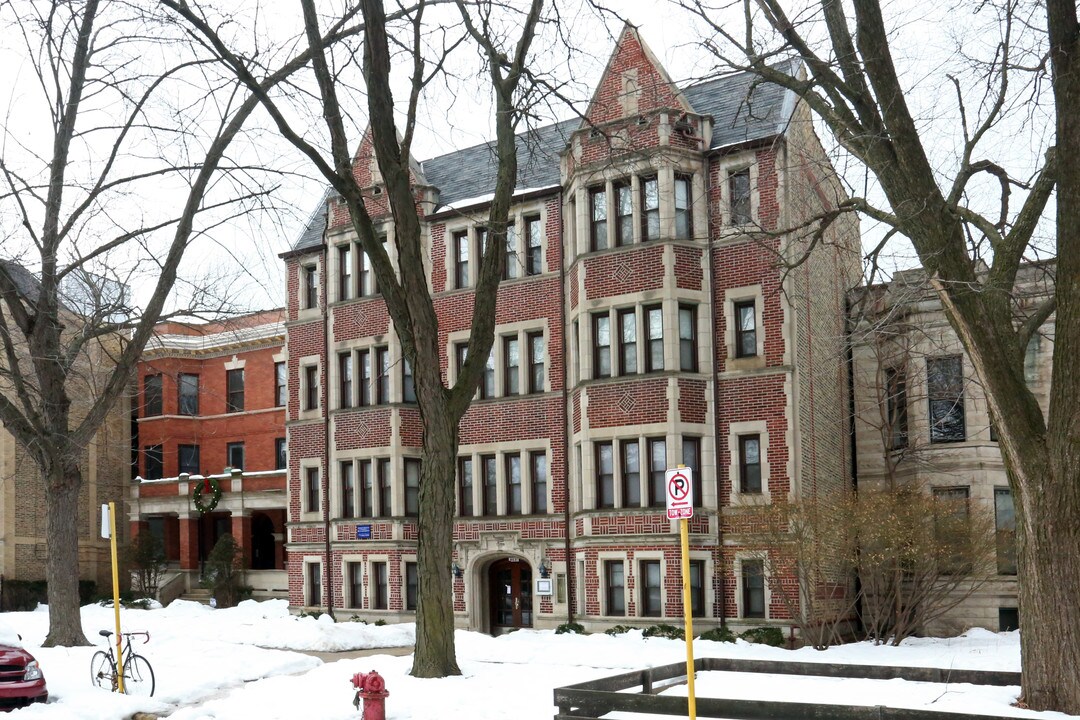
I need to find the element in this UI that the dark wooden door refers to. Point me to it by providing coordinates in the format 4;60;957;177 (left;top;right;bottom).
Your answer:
489;558;533;632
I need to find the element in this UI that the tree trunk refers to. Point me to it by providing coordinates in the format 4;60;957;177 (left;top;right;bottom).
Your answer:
410;405;461;678
42;463;90;647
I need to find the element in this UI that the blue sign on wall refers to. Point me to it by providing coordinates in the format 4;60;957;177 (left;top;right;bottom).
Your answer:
356;524;372;540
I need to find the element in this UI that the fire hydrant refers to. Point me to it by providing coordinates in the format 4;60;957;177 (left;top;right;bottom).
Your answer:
351;670;389;720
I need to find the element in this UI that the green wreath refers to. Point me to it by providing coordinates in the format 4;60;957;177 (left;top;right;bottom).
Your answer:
192;476;222;514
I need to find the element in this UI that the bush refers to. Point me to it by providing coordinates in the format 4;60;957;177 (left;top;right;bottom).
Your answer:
739;626;785;647
698;626;736;643
643;623;684;640
1;580;96;611
124;531;167;599
555;622;585;635
604;624;638;636
200;534;246;608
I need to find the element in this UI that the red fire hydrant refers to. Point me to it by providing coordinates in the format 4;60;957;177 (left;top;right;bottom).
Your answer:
351;670;389;720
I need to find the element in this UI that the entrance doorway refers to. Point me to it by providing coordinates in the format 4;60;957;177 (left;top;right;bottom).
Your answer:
251;513;276;570
488;558;533;634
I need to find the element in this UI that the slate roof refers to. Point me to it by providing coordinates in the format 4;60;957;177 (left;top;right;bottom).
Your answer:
0;259;45;304
291;64;798;252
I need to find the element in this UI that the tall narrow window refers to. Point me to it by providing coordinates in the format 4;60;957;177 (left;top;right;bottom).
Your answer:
378;458;392;516
593;313;611;379
358;350;371;406
683;437;702;508
482;455;497;515
528;332;545;393
620;440;641;507
143;374;162;417
375;347;390;405
404;458;420;517
480;349;495;400
614;181;633;246
640;560;662;617
729;168;751;225
645;305;664;372
178;373;199;415
359;460;373;517
227;442;245;470
359;249;373;297
995;488;1017;575
886;367;909;449
674;174;692;239
734;300;757;358
454;230;469;289
454;343;468;382
506;453;522;515
226;368;245;413
618;309;637;375
689;559;705;618
505;222;519;280
338;245;352;301
928;355;966;443
372;562;388;610
307;562;322;606
596;442;614;509
504;336;520;396
304;365;318;411
647;438;666;507
275;438;287;470
475;227;488;277
459;457;474;517
742;559;765;618
933;486;972;573
348;562;363;608
405;562;419;611
679;305;698;371
530;451;547;514
275;362;286;407
402;358;416;404
178;444;200;476
641;176;660;241
305;467;320;513
590;186;608;251
341;461;355;518
304;264;318;309
144;445;164;480
605;560;625;616
525;215;542;275
739;435;761;493
339;352;353;409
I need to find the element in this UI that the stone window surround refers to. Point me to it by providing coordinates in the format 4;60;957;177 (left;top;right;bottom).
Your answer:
717;155;760;230
585;301;680;380
331;340;407;410
368;554;392;611
456;446;551;517
723;285;766;368
634;551;666;618
596;551;627;618
733;551;770;621
727;420;770;506
581;433;711;512
299;459;322;521
331;454;424;519
298;258;321;318
328;221;395;304
302;556;323;608
298;355;321;419
446;321;549;398
442;201;548;291
342;556;365;609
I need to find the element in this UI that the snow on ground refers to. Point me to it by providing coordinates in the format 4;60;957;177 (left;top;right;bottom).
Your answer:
0;601;1074;719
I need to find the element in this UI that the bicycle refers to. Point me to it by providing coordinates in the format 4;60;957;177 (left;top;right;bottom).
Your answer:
90;630;155;697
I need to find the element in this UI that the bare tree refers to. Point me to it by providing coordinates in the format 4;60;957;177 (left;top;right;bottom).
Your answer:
0;0;369;646
165;0;547;677
678;0;1079;710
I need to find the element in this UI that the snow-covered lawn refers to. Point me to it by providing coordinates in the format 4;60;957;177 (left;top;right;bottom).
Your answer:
0;600;1073;719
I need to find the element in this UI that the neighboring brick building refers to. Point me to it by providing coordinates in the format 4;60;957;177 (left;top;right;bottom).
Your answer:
0;260;129;593
129;309;288;600
849;264;1051;634
282;26;860;633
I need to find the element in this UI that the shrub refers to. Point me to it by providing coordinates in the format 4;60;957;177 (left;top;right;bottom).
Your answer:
200;534;246;608
347;615;368;624
604;624;637;636
643;624;684;640
698;626;736;643
124;531;167;599
555;622;586;635
739;626;785;647
374;619;386;626
1;580;96;611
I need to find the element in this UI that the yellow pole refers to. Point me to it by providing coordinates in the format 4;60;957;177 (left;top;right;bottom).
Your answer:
109;502;124;693
680;517;696;720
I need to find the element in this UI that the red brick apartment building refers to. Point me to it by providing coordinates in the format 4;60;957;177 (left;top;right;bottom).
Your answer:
129;309;289;601
282;26;860;633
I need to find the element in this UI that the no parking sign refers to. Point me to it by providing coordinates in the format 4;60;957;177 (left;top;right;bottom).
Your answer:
665;467;694;520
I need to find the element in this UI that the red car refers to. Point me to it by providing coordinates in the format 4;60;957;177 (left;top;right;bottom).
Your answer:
0;644;47;710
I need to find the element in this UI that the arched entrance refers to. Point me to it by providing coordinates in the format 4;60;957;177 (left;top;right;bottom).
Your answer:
488;557;533;634
251;513;276;570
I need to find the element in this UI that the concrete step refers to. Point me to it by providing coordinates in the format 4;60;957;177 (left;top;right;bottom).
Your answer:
179;589;214;605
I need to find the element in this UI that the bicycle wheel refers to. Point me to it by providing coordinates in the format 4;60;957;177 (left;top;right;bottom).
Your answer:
90;650;114;691
121;654;155;697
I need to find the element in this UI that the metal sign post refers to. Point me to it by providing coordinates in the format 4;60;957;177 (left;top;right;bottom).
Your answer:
102;502;124;692
665;465;696;720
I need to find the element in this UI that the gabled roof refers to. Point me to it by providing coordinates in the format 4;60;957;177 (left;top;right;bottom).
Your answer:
291;63;799;253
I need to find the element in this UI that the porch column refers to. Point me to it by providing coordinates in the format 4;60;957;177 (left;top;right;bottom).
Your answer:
130;520;149;541
179;513;201;570
231;512;252;569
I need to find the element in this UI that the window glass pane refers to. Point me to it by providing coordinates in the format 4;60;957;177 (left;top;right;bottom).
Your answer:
405;459;420;517
275;362;286;406
679;306;697;371
597;442;614;508
341;461;355;518
642;177;660;240
144;375;162;417
529;333;545;393
505;224;519;279
403;358;415;403
276;438;287;470
459;458;474;517
647;306;663;371
619;310;637;374
178;374;199;415
507;454;522;515
675;175;691;239
730;169;751;225
621;440;640;507
531;452;547;514
144;445;163;480
591;187;607;250
482;455;497;515
648;439;666;506
526;216;542;275
995;488;1017;575
595;315;611;378
178;445;200;476
928;356;966;442
505;337;520;395
616;183;633;245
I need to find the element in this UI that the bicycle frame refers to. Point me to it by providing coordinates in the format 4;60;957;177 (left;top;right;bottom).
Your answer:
96;630;150;692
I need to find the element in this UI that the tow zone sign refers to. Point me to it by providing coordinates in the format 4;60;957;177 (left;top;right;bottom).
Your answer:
665;467;694;520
